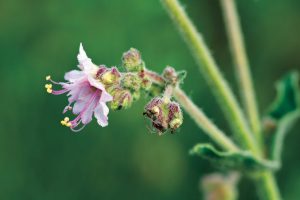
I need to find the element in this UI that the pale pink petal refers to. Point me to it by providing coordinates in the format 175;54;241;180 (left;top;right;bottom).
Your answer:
64;70;85;82
73;100;86;114
77;43;98;72
101;91;113;102
94;102;109;127
87;75;105;90
81;95;99;124
66;80;90;103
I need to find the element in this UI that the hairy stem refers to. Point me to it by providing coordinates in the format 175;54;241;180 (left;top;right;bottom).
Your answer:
173;87;239;152
144;68;239;151
220;0;262;145
160;0;259;155
219;1;281;199
255;172;281;200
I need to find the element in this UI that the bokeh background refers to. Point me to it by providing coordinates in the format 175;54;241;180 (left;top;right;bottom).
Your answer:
0;0;300;199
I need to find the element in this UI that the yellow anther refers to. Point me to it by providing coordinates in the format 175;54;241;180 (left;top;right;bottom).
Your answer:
169;118;182;129
61;120;66;126
47;88;53;93
66;122;72;127
152;106;160;115
46;75;51;81
64;117;70;122
45;84;52;89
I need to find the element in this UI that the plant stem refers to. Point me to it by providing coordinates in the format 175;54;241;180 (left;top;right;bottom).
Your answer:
219;1;281;199
255;172;281;200
160;0;259;155
173;87;239;152
220;0;262;145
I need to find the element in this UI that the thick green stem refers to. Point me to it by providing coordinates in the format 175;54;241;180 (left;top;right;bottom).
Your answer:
160;0;282;199
160;0;259;155
219;1;281;199
173;87;239;152
220;0;262;145
255;172;281;200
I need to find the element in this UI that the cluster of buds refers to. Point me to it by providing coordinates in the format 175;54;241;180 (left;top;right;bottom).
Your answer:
143;96;183;134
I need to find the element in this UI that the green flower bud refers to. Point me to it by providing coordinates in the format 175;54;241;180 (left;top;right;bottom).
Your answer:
132;91;140;101
110;88;133;110
162;66;177;84
122;48;144;72
96;66;121;86
162;66;187;85
140;77;152;91
121;73;141;91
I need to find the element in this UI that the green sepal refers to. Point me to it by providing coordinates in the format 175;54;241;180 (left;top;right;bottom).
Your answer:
147;83;164;97
190;143;279;172
176;70;187;84
265;71;300;162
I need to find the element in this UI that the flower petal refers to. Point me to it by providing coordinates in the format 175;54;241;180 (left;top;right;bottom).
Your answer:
94;102;109;127
80;95;99;124
77;43;98;72
87;75;105;90
64;70;85;82
101;90;113;102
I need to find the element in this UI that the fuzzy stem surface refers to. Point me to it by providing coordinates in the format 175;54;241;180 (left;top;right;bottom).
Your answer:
161;0;259;155
220;0;262;145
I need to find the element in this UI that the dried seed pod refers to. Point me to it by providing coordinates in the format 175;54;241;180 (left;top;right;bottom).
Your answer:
143;97;183;135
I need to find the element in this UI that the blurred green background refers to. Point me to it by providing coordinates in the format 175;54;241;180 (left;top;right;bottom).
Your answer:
0;0;300;199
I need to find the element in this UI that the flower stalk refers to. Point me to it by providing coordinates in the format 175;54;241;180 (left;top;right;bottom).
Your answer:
173;87;239;152
220;0;262;146
160;0;281;199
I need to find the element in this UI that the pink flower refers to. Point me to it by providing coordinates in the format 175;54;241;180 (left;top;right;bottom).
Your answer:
45;43;113;132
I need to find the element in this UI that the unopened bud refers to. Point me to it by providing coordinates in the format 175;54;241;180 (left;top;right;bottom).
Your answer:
163;66;177;84
121;73;141;91
141;77;152;91
97;66;121;85
162;66;187;85
122;48;144;72
201;173;239;200
110;88;133;110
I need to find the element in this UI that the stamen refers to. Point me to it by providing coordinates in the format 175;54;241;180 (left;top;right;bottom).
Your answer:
68;90;100;130
45;84;52;89
64;117;70;122
51;89;69;95
47;88;53;93
60;117;71;127
71;124;86;132
63;105;72;114
45;75;61;85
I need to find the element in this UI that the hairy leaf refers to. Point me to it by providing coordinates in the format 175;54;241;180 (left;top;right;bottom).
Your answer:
265;71;300;162
190;144;279;172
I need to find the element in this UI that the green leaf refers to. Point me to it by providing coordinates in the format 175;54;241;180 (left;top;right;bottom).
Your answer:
265;71;300;162
190;143;279;172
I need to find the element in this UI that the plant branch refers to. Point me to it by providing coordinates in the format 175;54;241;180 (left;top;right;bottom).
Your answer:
160;0;259;155
173;87;239;152
255;172;281;200
220;0;262;145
